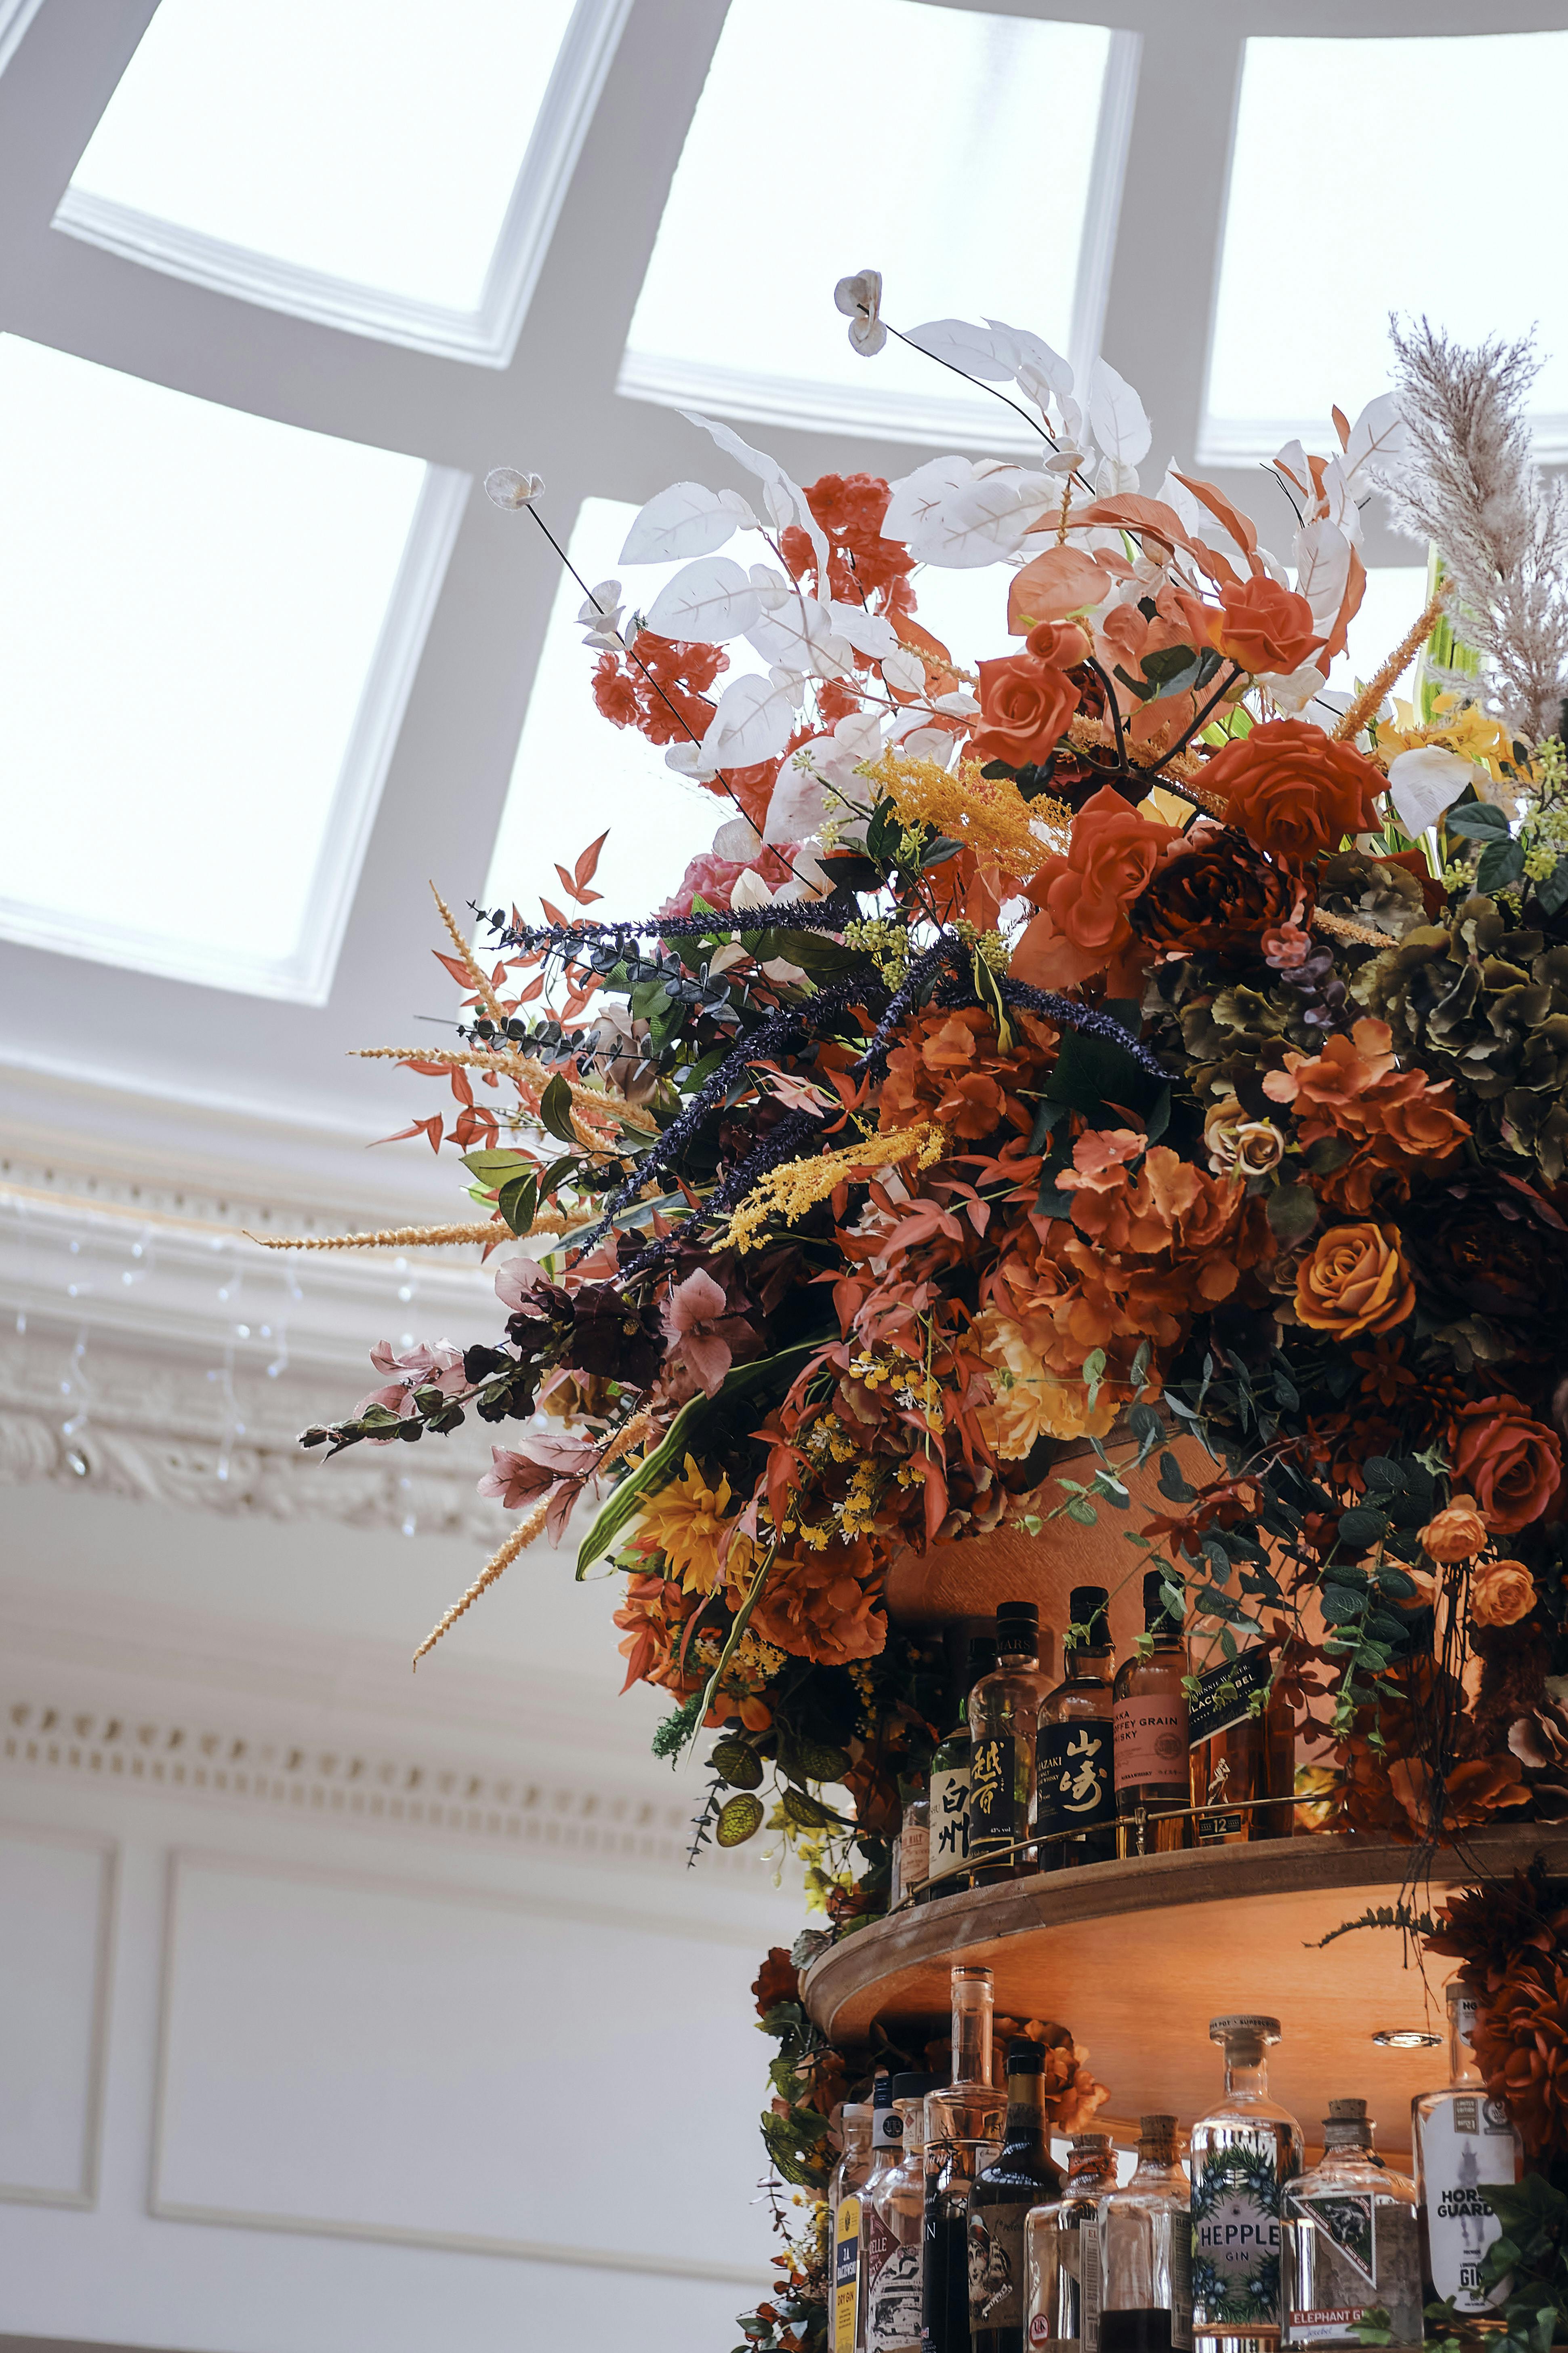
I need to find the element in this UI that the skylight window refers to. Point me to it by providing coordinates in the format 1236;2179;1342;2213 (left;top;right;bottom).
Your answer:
0;336;464;1000
1205;31;1568;462
485;500;762;929
55;0;628;366
622;0;1133;448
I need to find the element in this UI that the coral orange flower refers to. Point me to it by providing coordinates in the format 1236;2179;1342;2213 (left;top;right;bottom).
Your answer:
1013;785;1176;993
1200;717;1382;863
970;651;1079;768
1207;577;1322;677
1471;1558;1538;1629
1450;1397;1563;1533
1294;1221;1414;1337
1418;1496;1488;1562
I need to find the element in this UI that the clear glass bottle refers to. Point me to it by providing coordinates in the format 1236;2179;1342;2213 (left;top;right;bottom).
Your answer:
1187;1648;1294;1846
969;2042;1066;2353
924;1964;1008;2353
929;1638;997;1898
834;2104;876;2353
893;1783;932;1908
1282;2100;1421;2350
1038;1585;1117;1871
1189;2015;1302;2353
1412;1982;1522;2321
867;2073;936;2353
1113;1572;1191;1858
1024;2130;1117;2353
1100;2113;1192;2353
969;1603;1054;1878
856;2076;907;2350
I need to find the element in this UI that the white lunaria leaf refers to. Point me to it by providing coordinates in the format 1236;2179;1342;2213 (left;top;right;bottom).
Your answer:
703;669;799;766
896;722;961;761
881;646;926;696
712;814;764;859
1293;517;1352;637
484;466;544;509
829;601;900;660
882;453;979;545
1343;391;1410;486
1259;662;1331;715
645;555;764;643
679;410;829;586
619;481;756;564
903;317;1017;380
1388;745;1483;838
1086;358;1152;467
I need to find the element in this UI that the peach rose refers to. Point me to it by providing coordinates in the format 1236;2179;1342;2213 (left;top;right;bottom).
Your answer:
971;652;1078;768
1013;785;1176;992
1203;1097;1285;1177
1451;1396;1564;1533
1207;577;1322;677
1418;1496;1488;1563
1025;618;1092;668
1200;718;1383;864
1294;1221;1415;1337
1471;1558;1538;1629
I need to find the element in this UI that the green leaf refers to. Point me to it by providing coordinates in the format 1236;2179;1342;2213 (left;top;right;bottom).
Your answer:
920;835;965;869
1158;1451;1196;1504
782;1785;847;1831
1337;1507;1387;1549
711;1738;763;1791
574;1339;824;1576
1266;1181;1320;1244
1444;800;1511;842
1477;834;1526;894
1044;1025;1163;1120
1536;854;1568;916
460;1148;534;1183
538;1073;577;1143
497;1171;538;1236
716;1794;764;1846
785;1738;853;1783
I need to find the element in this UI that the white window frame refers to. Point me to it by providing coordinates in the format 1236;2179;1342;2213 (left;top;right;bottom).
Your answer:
50;0;633;368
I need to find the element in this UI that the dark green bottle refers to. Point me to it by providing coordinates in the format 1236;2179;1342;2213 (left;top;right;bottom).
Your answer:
967;2042;1064;2353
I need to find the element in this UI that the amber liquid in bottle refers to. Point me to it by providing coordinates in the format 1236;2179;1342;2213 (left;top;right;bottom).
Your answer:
1113;1572;1190;1857
968;1603;1053;1882
1187;1648;1293;1846
1038;1584;1116;1871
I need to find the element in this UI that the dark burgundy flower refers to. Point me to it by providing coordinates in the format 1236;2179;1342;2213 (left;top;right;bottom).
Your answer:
567;1283;664;1385
1404;1168;1568;1349
1131;824;1305;958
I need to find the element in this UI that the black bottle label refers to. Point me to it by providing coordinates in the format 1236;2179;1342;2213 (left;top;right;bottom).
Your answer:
967;1736;1018;1854
1036;1718;1114;1842
1186;1648;1272;1746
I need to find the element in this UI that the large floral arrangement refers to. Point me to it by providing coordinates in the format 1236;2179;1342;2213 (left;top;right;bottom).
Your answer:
276;301;1568;2349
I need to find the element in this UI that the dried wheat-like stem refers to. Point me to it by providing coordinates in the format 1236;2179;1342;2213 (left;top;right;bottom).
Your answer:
896;638;977;687
1064;714;1215;796
412;1501;550;1666
351;1044;658;1134
1313;907;1391;948
412;1405;657;1667
431;882;509;1027
1330;585;1450;744
249;1222;503;1251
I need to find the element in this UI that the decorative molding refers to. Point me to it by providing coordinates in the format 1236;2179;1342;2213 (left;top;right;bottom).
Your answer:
0;1697;760;1881
0;465;470;1004
50;0;633;372
616;345;1043;452
0;1821;116;2214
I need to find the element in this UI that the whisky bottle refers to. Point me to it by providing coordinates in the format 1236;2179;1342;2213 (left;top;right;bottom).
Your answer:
1023;2130;1117;2353
1412;1983;1522;2321
893;1783;932;1907
1187;1648;1293;1845
834;2104;876;2353
969;2042;1066;2353
1282;2100;1421;2349
866;2073;936;2353
1100;2113;1192;2353
1038;1585;1116;1871
969;1604;1053;1877
1189;2015;1302;2353
924;1964;1007;2353
928;1639;997;1898
1113;1572;1190;1857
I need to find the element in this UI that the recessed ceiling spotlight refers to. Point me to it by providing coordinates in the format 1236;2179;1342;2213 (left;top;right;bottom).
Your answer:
1371;2029;1442;2048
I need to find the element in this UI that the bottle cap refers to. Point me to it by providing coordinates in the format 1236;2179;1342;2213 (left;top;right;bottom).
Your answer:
1006;2040;1044;2075
891;2072;935;2103
1323;2100;1373;2146
1143;1569;1183;1632
871;2074;894;2108
996;1601;1039;1651
952;1962;994;1989
1070;2130;1112;2151
842;2103;872;2120
1326;2098;1367;2119
1211;2013;1281;2048
1139;2112;1178;2141
1068;1586;1110;1643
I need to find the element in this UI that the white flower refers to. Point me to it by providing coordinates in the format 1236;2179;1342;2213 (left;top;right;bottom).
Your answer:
577;579;625;648
1387;745;1485;838
834;269;886;358
1259;662;1330;716
484;467;545;509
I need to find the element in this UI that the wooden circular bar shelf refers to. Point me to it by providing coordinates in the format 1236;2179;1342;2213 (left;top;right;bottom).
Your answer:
801;1827;1568;2155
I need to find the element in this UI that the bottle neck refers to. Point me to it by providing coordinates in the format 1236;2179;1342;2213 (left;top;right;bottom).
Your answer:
996;1646;1038;1675
952;1981;993;2087
1133;2141;1178;2183
1003;2075;1048;2146
1223;2048;1269;2101
1450;2002;1483;2087
1066;1643;1114;1683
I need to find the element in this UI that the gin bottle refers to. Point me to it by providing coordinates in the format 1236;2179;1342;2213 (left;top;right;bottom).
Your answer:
969;2042;1065;2353
833;2104;875;2353
1282;2100;1420;2350
924;1964;1007;2353
1412;1982;1522;2320
858;2076;912;2350
1189;2015;1301;2353
866;2073;936;2353
840;2084;898;2353
1113;1574;1190;1856
1099;2113;1192;2353
928;1639;997;1897
1023;2130;1117;2353
1038;1586;1116;1871
969;1604;1053;1878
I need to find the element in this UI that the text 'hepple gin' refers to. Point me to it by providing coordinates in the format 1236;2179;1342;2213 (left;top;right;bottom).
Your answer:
1412;1982;1522;2321
1189;2016;1302;2353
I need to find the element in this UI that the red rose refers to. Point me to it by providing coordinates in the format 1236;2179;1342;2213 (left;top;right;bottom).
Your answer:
1200;718;1382;863
1013;785;1176;991
971;652;1079;768
1451;1395;1564;1533
1208;578;1322;677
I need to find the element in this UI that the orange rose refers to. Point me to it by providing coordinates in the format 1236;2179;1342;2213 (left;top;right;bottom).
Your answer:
971;652;1078;768
1451;1396;1563;1533
1471;1558;1538;1629
1200;718;1382;863
1013;785;1176;992
1295;1221;1415;1337
1207;577;1322;677
1025;618;1092;667
1419;1496;1488;1563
